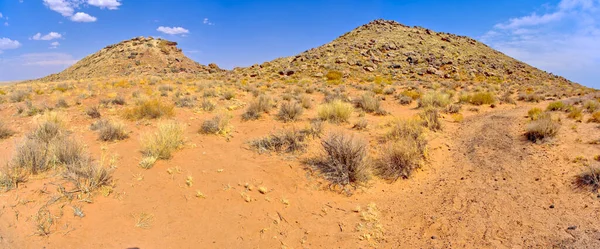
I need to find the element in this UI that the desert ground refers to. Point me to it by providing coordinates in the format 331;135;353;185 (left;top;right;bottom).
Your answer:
0;75;599;248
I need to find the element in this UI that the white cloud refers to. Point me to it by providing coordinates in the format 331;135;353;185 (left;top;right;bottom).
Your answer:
203;18;214;25
0;12;3;18
87;0;121;10
4;22;8;26
482;0;600;87
31;32;62;41
18;53;77;66
43;0;75;17
50;41;60;49
0;38;22;52
157;26;189;35
71;12;97;22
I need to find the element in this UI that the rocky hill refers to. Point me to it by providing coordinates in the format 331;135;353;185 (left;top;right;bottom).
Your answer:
39;37;222;82
233;20;576;87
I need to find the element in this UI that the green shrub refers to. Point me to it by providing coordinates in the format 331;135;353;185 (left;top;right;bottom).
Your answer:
527;108;544;121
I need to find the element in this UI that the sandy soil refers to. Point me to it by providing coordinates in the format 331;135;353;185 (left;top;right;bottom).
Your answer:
1;85;599;249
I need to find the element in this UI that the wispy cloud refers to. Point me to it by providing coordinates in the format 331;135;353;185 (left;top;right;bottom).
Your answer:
157;26;189;35
482;0;600;87
50;41;60;49
31;32;62;41
203;18;214;25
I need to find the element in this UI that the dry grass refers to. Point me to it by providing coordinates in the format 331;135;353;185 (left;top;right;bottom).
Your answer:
250;129;308;154
63;157;112;194
90;119;129;141
123;99;174;120
525;116;560;143
459;92;496;105
527;108;545;121
546;101;566;111
307;132;369;187
418;91;451;109
354;92;386;115
583;100;599;113
242;94;272;120
199;114;231;135
575;166;600;192
589;111;600;123
85;106;101;119
140;121;184;160
353;118;368;130
419;108;442;131
277;101;304;122
317;100;353;123
376;139;424;181
0;121;15;140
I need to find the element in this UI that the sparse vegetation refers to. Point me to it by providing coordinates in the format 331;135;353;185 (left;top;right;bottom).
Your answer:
418;91;451;109
353;93;386;115
90;119;129;141
546;101;566;111
242;94;272;120
307;132;369;187
525;116;559;142
86;106;102;119
419;108;442;131
589;111;600;123
0;122;15;140
317;100;353;123
140;121;184;161
277;101;304;122
575;167;600;192
250;129;308;154
199;114;231;135
527;108;545;121
123;99;174;120
459;92;496;105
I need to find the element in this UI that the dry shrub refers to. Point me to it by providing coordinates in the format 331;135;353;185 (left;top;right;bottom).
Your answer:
278;101;304;122
199;114;231;135
325;70;343;81
583;100;599;113
353;118;368;130
377;118;428;180
517;92;542;102
546;101;566;111
459;92;496;105
525;116;559;142
243;95;272;121
53;138;84;165
589;111;600;123
55;98;69;108
123;99;174;120
12;138;50;175
140;121;184;160
317;100;353;123
420;108;442;131
418;91;451;109
299;95;313;109
63;157;112;194
10;90;29;103
567;107;583;121
308;132;369;187
398;95;413;105
0;166;27;191
91;119;129;141
527;108;545;121
575;167;600;192
354;93;386;115
173;96;196;108
250;129;308;154
221;89;236;100
0;121;15;140
85;106;101;119
200;99;216;111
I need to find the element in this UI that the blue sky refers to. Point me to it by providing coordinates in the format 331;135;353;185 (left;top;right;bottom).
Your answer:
0;0;598;88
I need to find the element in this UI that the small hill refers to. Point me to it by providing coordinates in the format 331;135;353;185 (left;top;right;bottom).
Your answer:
233;20;577;87
39;37;222;82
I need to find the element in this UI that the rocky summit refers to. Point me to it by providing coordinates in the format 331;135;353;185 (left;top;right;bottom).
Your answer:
39;36;222;82
233;19;573;87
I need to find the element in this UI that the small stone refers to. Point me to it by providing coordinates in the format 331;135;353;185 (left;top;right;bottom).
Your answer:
549;204;555;209
431;235;437;239
258;186;268;194
352;206;361;213
567;226;577;230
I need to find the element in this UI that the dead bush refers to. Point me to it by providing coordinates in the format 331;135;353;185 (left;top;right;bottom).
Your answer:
0;121;15;140
575;167;600;192
12;138;49;174
525;116;559;142
277;101;304;122
85;106;101;119
376;140;424;180
242;95;272;121
63;157;112;194
91;119;129;141
354;93;386;115
199;114;231;135
420;108;442;131
250;129;308;154
53;138;85;165
308;132;369;187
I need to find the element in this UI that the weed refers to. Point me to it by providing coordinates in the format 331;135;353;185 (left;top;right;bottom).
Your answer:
317;100;353;123
140;121;184;160
123;99;174;120
418;91;451;109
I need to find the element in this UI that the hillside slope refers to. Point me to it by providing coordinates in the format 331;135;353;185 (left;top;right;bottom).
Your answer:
39;37;222;82
233;19;576;87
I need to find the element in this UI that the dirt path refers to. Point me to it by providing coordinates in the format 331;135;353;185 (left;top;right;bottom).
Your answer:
377;107;600;248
